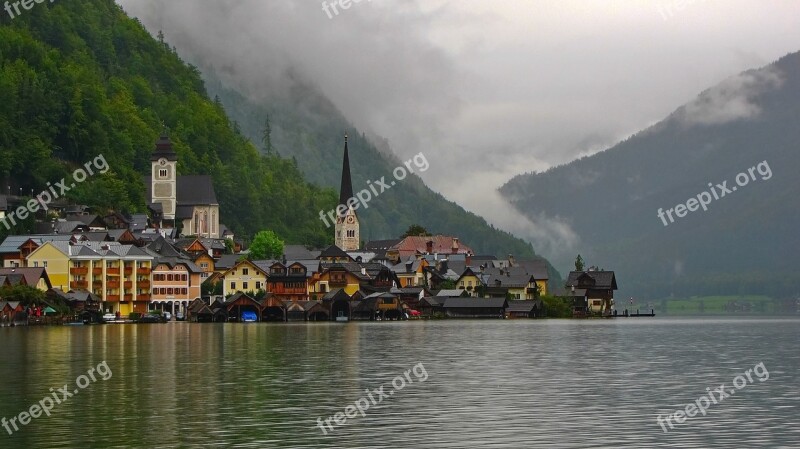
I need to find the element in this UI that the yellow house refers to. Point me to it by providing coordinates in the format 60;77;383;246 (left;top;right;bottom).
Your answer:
220;259;268;297
26;242;70;291
393;258;429;288
27;241;154;315
311;265;362;296
456;267;484;297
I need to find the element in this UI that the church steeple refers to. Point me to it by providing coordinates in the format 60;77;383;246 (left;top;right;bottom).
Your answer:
335;133;359;251
339;133;354;207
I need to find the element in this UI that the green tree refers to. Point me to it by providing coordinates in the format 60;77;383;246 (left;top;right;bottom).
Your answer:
249;230;284;260
401;224;432;238
575;254;585;272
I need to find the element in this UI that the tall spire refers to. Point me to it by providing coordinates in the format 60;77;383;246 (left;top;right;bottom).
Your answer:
338;132;354;208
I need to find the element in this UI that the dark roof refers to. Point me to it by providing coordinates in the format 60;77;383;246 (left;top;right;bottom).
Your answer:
215;254;241;270
143;174;218;211
506;300;543;313
283;245;320;260
319;245;352;260
364;239;402;251
515;259;550;280
442;297;508;309
128;214;149;231
339;136;354;207
565;271;618;290
150;134;178;161
0;267;51;289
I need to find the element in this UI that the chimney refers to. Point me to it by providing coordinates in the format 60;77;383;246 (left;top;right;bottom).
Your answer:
426;240;433;254
508;254;516;267
451;238;459;254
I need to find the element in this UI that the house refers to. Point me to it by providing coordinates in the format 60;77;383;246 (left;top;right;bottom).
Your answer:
352;292;403;320
263;261;311;303
322;288;353;321
220;259;268;297
391;257;429;287
506;300;544;318
224;292;263;322
565;270;618;315
455;267;486;297
484;271;538;300
26;241;154;315
312;263;363;297
318;245;354;264
0;234;76;268
149;259;203;315
442;297;507;319
0;267;52;291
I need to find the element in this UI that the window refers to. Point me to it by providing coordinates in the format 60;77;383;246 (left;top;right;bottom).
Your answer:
181;288;187;295
167;274;173;281
256;282;261;290
382;298;394;305
159;168;168;178
243;282;249;290
43;261;47;268
243;268;249;276
230;282;236;290
182;274;187;282
200;263;208;269
33;261;38;267
167;288;174;295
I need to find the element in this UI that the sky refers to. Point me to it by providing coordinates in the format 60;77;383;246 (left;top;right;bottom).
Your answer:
117;0;800;256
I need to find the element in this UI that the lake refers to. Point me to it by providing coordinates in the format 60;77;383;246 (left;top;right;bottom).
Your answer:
1;318;798;448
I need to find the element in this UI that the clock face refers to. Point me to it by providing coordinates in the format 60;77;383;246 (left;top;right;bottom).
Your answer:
159;158;167;166
347;216;355;224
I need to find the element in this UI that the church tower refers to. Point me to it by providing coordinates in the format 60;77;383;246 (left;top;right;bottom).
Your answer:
335;134;360;251
150;134;178;225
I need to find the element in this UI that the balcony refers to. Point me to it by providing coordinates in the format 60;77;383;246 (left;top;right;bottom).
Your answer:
138;281;151;289
106;268;120;276
124;267;133;275
106;295;121;302
137;294;151;301
70;267;88;276
137;268;151;275
70;280;88;289
124;294;133;301
93;279;103;286
329;279;347;287
106;281;121;289
92;267;103;276
124;281;133;289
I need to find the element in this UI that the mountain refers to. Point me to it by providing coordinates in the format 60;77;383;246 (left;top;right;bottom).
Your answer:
0;0;559;283
0;0;336;246
501;51;800;299
191;55;553;264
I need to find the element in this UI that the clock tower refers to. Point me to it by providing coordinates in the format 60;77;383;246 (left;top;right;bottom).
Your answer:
150;134;178;224
335;134;360;251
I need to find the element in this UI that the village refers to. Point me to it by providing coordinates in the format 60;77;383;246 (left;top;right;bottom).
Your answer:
0;135;620;325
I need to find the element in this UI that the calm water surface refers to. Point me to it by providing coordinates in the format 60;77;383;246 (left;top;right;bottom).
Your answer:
1;318;798;448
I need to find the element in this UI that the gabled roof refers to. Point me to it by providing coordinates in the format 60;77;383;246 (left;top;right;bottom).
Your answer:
506;300;543;313
322;288;351;302
282;245;320;260
565;271;618;290
0;267;52;289
146;236;184;257
436;289;466;297
318;245;353;260
215;254;241;270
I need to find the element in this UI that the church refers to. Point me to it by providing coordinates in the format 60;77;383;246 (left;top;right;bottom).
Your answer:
335;134;360;251
144;135;221;238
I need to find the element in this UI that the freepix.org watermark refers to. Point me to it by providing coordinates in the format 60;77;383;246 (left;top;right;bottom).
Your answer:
321;0;371;19
3;0;57;20
316;362;428;435
656;362;769;433
657;160;772;227
319;152;430;228
2;361;112;436
1;154;109;231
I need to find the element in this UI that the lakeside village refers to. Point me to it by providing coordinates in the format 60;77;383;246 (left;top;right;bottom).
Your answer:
0;136;631;326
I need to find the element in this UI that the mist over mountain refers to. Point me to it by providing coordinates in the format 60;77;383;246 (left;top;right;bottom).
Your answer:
501;52;800;299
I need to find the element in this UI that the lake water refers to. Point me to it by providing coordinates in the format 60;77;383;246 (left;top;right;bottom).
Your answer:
1;318;798;448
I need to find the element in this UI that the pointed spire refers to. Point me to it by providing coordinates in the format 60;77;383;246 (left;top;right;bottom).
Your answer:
338;133;354;209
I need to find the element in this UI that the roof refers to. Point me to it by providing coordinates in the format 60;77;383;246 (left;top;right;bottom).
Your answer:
128;214;149;231
0;234;74;254
436;289;466;297
514;259;550;281
565;271;618;290
506;300;543;313
143;174;218;210
150;134;178;161
442;297;508;309
391;236;474;258
339;137;354;207
318;245;352;260
364;239;402;251
215;254;241;270
0;267;51;289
